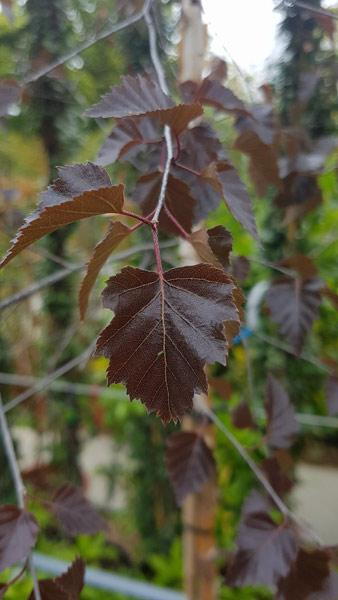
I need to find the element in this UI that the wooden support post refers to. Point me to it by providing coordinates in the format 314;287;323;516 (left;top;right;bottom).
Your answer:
179;0;207;83
178;5;216;597
182;409;217;600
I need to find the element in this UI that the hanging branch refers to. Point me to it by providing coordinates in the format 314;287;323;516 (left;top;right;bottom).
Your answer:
144;3;174;227
193;395;324;547
0;394;41;600
3;344;95;413
23;0;153;85
0;240;177;312
292;0;338;20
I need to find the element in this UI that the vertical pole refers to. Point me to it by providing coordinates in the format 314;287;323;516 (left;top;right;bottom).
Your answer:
178;3;216;598
182;411;217;600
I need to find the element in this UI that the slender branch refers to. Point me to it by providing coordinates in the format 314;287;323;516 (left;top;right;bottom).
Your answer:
144;2;174;225
296;413;338;428
194;396;289;516
3;344;96;414
22;0;153;85
174;162;201;177
0;395;26;507
0;240;177;312
291;0;338;20
0;266;82;311
0;372;110;396
0;394;41;599
3;372;338;429
254;332;330;374
152;125;173;223
120;209;152;225
144;2;169;96
194;395;324;545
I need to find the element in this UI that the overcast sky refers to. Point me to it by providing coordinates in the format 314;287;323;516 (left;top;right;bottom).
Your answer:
202;0;337;74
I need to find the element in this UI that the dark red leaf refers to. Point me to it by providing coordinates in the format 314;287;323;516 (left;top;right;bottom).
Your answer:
232;402;256;430
95;264;241;422
314;13;335;39
0;163;125;269
0;506;38;572
133;172;195;235
227;498;297;588
265;277;322;354
265;375;299;450
276;174;322;221
95;116;162;167
322;286;338;310
172;164;222;221
231;256;250;282
208;377;232;400
182;78;249;116
176;123;224;172
189;226;232;270
28;557;85;600
79;221;131;319
0;80;21;117
325;376;338;417
298;71;320;105
262;456;293;497
85;74;202;133
309;570;338;599
207;58;228;82
158;103;202;135
236;103;276;146
234;130;280;195
189;229;223;268
50;485;106;536
179;80;199;104
280;254;318;280
242;489;272;517
165;432;216;504
277;548;332;600
207;226;233;269
217;161;258;240
86;74;173;118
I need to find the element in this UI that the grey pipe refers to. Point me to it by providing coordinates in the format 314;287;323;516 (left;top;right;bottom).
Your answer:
32;552;186;600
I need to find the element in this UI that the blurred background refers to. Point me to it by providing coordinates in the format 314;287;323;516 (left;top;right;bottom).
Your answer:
1;0;338;598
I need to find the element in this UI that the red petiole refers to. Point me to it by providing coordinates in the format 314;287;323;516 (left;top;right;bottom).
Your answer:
164;206;190;240
174;162;201;177
120;209;152;225
151;223;164;277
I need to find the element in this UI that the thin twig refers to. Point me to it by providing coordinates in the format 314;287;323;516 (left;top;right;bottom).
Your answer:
0;372;109;396
23;0;153;85
0;266;82;311
291;0;338;20
0;240;177;312
0;395;26;506
194;396;289;515
0;394;41;599
152;125;173;223
144;2;169;96
194;395;324;546
3;372;338;428
3;344;96;414
254;332;330;374
144;2;174;224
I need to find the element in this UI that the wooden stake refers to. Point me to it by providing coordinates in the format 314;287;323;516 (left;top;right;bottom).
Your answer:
178;5;217;596
182;411;217;600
